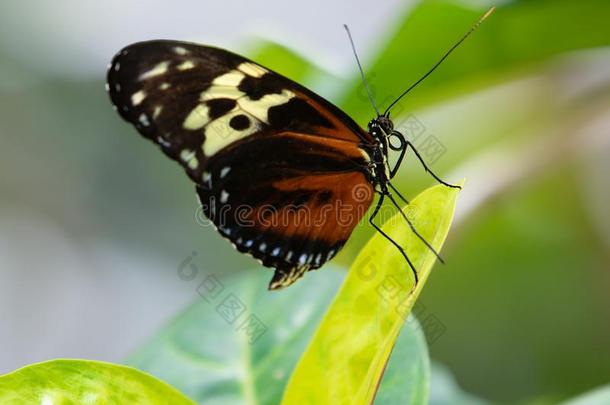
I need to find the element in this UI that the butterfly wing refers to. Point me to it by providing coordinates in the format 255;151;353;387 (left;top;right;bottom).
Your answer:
107;40;376;289
195;131;375;289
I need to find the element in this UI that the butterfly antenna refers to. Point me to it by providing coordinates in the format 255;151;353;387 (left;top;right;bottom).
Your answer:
344;24;380;116
384;6;495;115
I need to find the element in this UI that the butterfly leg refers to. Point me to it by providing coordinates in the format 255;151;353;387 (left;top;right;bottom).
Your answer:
406;140;461;189
388;133;408;180
369;193;419;287
385;191;445;264
388;182;409;205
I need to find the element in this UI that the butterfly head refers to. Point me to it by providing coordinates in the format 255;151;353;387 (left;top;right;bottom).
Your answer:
368;115;394;140
368;114;408;163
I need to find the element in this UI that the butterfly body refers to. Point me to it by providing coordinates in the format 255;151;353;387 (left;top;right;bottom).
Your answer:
107;40;391;289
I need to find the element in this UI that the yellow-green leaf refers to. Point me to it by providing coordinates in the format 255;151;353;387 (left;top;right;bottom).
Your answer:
281;183;462;405
0;359;196;405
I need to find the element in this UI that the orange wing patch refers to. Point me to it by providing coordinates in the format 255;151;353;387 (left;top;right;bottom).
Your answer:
295;90;374;145
249;171;373;245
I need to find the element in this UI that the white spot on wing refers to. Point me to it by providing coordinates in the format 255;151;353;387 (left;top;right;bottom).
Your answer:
180;149;195;161
237;89;294;124
196;67;294;156
139;61;170;80
173;46;189;55
183;104;209;130
220;166;231;178
131;90;146;106
187;158;199;170
153;105;162;119
202;171;211;187
212;70;245;86
203;110;259;156
238;62;268;78
200;85;244;101
315;253;322;266
177;60;195;71
220;190;229;203
157;136;171;148
298;254;307;265
159;82;171;90
180;149;198;169
138;114;150;126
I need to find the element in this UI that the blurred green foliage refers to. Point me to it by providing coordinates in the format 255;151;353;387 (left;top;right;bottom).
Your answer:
340;0;610;118
127;270;344;404
0;359;195;404
128;269;430;404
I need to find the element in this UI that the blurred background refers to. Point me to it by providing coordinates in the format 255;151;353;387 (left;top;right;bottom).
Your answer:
0;0;608;403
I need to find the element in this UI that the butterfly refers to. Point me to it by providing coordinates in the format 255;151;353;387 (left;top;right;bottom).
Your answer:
106;9;491;290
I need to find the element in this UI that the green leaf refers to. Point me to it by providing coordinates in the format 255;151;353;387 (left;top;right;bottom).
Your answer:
281;183;462;405
129;269;436;405
339;0;610;121
429;363;493;405
0;359;195;404
247;42;325;85
560;385;610;405
374;316;430;404
128;269;345;405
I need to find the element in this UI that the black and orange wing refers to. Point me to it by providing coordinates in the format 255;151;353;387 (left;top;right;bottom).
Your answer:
107;40;376;289
196;131;375;289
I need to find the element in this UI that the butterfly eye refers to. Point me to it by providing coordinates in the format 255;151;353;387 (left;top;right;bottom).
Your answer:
388;131;406;151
